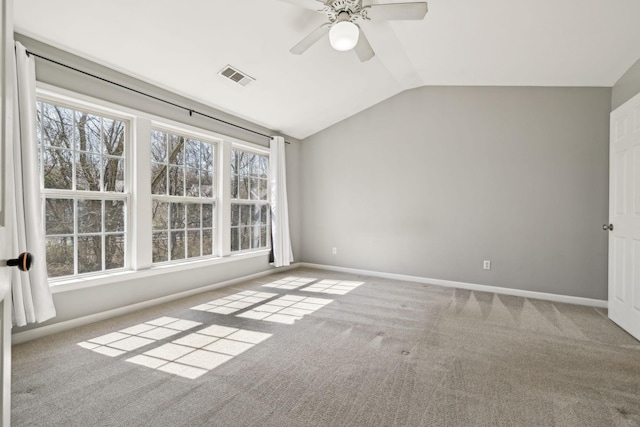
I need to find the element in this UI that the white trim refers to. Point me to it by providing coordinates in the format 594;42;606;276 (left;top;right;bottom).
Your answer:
14;261;608;344
231;140;269;156
13;262;302;344
48;249;272;293
299;263;608;308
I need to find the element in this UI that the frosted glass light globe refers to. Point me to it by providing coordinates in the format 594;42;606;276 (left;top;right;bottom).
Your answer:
329;21;359;51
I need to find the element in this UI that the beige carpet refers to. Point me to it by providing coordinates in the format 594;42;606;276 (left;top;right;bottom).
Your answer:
11;268;640;426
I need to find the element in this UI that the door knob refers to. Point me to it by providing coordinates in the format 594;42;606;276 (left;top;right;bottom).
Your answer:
7;252;33;271
602;224;614;231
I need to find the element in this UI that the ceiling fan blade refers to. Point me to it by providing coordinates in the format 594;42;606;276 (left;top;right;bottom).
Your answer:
365;2;428;21
354;27;375;62
276;0;327;12
290;23;331;55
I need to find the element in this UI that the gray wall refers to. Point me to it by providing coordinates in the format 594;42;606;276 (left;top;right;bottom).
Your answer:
612;57;640;110
13;33;302;333
301;86;611;300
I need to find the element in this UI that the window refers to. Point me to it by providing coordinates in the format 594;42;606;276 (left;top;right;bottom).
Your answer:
36;90;271;284
37;100;127;277
230;148;269;252
151;129;216;263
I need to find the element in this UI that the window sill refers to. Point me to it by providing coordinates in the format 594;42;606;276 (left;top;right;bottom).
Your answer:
49;249;271;294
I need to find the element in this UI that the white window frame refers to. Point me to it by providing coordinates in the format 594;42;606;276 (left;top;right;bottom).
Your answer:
149;123;220;265
36;93;133;280
230;144;270;253
35;84;271;292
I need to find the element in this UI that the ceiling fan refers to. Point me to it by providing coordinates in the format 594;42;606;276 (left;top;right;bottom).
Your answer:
282;0;428;62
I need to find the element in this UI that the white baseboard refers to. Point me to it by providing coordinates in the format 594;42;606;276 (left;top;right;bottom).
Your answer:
12;263;301;345
298;262;608;308
13;261;607;344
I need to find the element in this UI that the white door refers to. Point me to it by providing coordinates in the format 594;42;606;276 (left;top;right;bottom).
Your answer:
608;91;640;341
1;0;13;424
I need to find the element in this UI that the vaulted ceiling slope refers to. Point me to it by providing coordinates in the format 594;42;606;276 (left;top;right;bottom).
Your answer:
13;0;640;139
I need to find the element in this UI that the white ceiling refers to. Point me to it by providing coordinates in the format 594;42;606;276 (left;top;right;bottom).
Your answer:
13;0;640;140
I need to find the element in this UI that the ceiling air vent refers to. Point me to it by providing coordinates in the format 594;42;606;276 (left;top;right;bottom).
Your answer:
218;65;255;87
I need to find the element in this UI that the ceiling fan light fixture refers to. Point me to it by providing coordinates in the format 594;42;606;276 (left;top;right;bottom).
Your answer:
329;21;359;51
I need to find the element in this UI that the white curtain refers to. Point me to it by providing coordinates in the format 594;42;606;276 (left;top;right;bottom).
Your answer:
9;42;56;326
269;136;293;267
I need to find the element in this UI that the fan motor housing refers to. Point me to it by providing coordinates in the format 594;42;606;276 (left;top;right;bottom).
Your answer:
325;0;363;22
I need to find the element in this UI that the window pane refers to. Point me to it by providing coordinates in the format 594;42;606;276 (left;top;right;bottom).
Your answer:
240;205;250;225
261;205;269;226
258;156;268;178
231;227;239;252
250;154;261;176
105;200;125;232
152;232;169;263
151;130;167;162
102;117;125;156
76;152;101;191
103;157;124;192
201;171;213;198
105;234;125;270
46;237;74;277
260;178;268;201
168;166;184;196
170;203;185;230
202;229;213;256
45;198;74;235
78;199;102;234
249;177;259;200
261;225;268;248
251;204;261;226
151;162;167;195
230;149;238;174
75;112;101;153
251;223;261;249
152;201;168;231
185;139;200;169
168;134;184;165
202;204;213;228
43;147;73;189
231;175;238;199
202;143;214;170
185;168;200;197
237;152;250;176
78;235;102;274
186;204;201;229
231;204;240;227
187;230;201;258
42;103;73;149
240;227;250;250
170;231;185;260
238;176;248;199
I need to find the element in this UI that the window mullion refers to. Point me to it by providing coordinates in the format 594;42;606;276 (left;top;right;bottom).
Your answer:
220;141;232;257
73;198;78;275
132;118;152;270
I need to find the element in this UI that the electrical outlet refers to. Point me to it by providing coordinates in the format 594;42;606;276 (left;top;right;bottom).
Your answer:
332;247;337;255
483;260;491;270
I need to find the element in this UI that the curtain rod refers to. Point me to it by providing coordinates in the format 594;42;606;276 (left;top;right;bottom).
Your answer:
25;50;290;144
